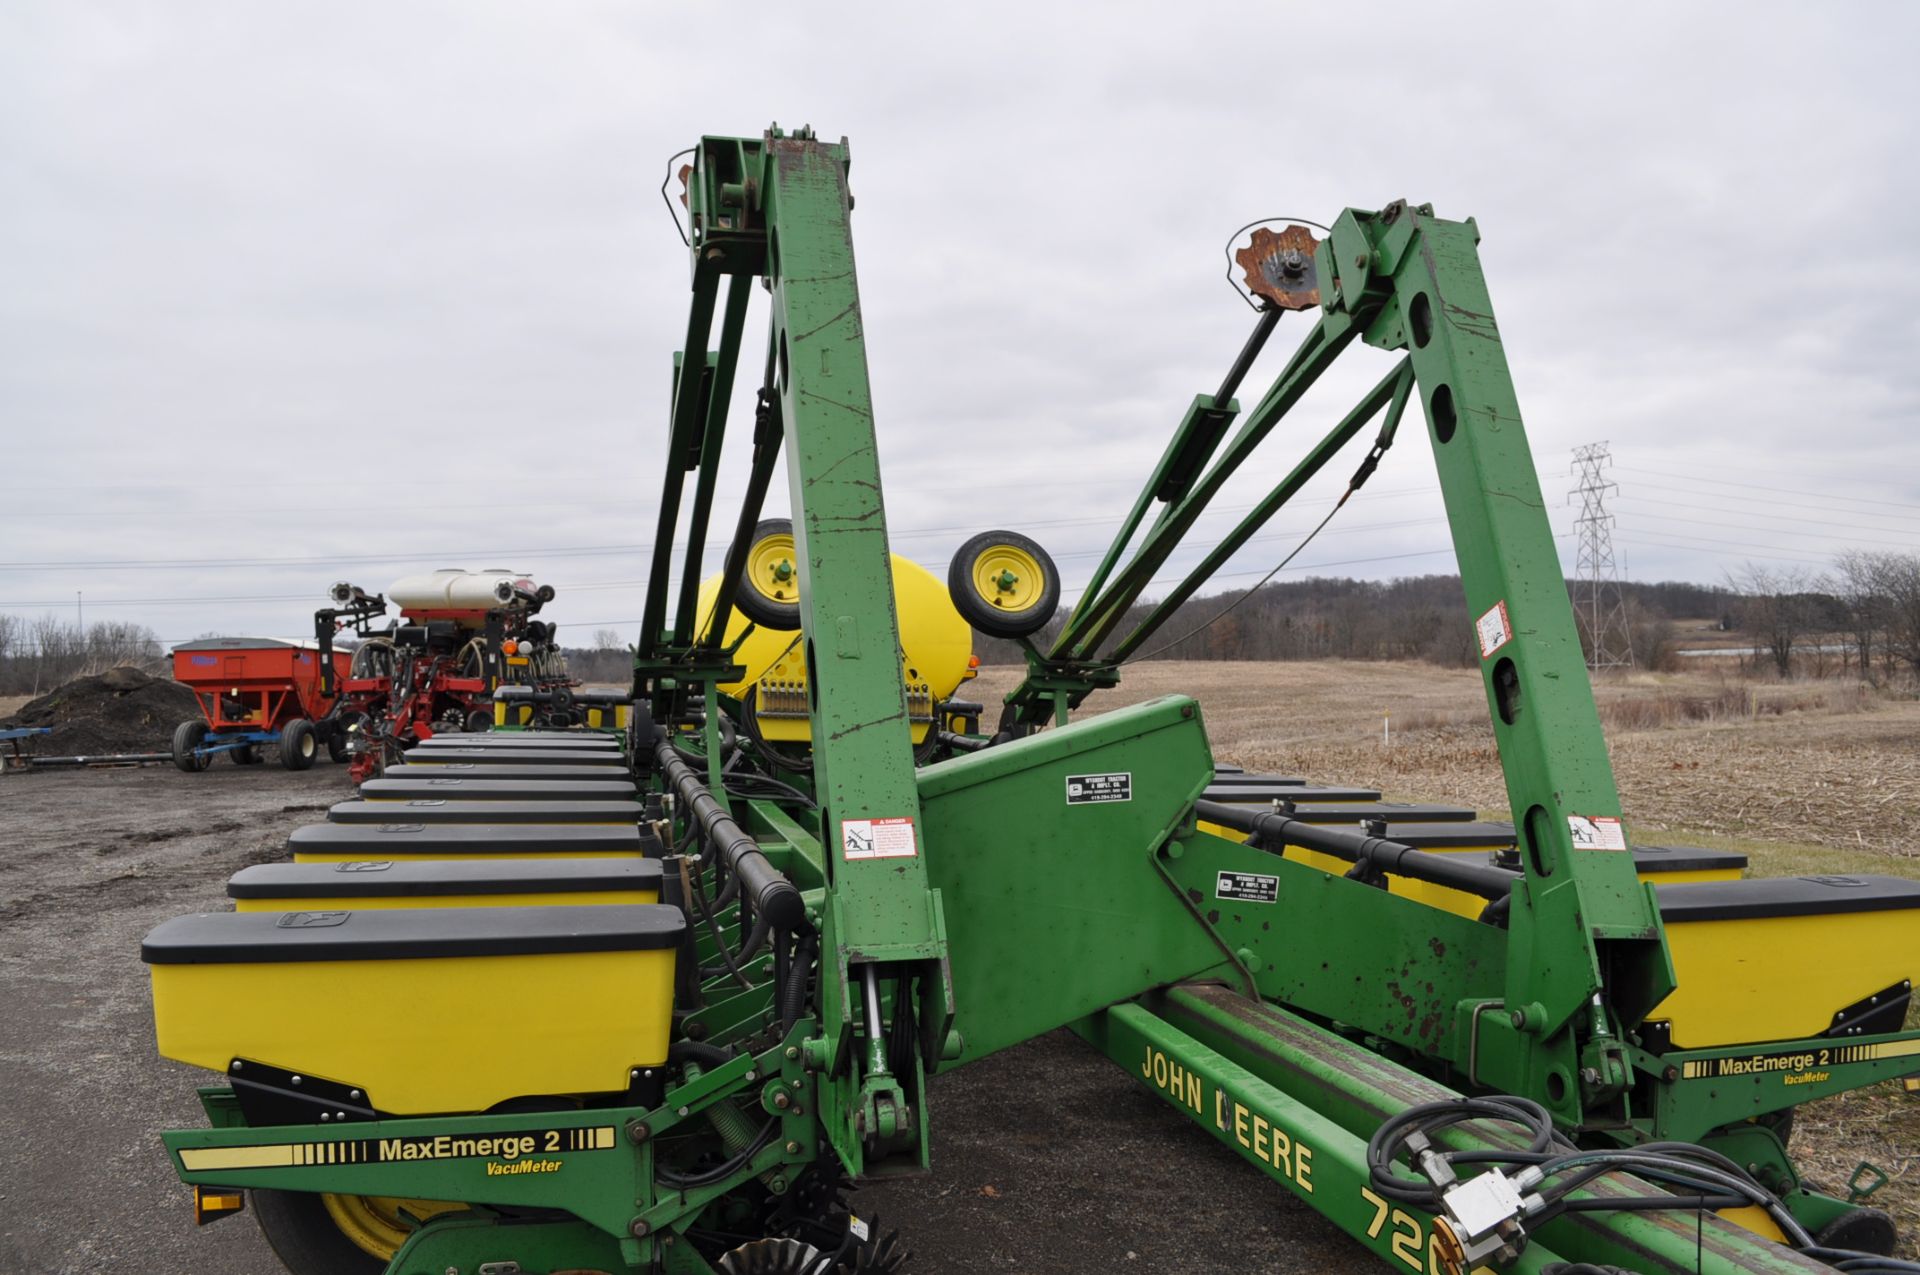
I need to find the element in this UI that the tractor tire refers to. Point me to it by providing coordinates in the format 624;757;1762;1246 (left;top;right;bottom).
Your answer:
947;529;1060;640
250;1190;388;1275
735;518;803;631
230;742;261;765
324;721;349;764
171;720;211;773
279;718;318;771
464;709;493;733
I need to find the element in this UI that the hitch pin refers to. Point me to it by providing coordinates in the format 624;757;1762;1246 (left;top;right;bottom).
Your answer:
862;964;892;1078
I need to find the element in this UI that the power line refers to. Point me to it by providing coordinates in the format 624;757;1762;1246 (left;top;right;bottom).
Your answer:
1612;534;1834;567
1620;470;1920;522
1618;505;1920;550
1614;467;1920;515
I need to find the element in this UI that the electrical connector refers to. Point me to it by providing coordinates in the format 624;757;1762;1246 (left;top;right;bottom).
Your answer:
1433;1170;1528;1273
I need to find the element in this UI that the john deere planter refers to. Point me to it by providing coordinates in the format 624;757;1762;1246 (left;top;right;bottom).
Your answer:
144;128;1920;1275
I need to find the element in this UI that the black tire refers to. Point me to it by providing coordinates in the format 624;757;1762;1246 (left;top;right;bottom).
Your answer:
947;529;1060;640
171;720;211;773
1814;1206;1898;1256
251;1189;387;1275
279;718;318;771
464;708;493;734
735;518;803;631
230;742;261;765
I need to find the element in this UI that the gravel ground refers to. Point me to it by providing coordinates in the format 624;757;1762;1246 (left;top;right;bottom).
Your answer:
0;761;1374;1275
13;660;1912;1272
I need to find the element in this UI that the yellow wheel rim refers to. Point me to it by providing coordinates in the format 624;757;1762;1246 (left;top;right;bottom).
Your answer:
321;1194;467;1261
747;533;800;605
969;544;1044;611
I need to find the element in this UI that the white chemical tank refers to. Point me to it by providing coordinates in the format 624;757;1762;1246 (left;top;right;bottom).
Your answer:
386;569;537;612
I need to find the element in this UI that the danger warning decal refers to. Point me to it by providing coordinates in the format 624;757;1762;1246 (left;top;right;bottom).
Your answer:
1476;600;1513;659
1567;814;1628;851
842;817;917;861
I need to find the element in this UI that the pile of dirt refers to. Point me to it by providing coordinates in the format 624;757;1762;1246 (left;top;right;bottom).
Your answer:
0;667;201;757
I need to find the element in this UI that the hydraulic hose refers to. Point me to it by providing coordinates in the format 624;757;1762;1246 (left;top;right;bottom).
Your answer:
1198;800;1517;903
654;735;804;931
781;931;819;1033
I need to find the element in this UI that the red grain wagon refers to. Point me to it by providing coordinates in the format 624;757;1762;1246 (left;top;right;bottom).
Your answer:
169;638;353;772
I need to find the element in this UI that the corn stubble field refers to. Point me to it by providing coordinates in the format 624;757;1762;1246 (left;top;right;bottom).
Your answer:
968;657;1920;1248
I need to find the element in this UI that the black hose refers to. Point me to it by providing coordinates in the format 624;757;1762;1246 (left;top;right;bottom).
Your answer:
689;858;754;991
740;685;813;774
781;931;819;1032
723;771;819;809
1375;1091;1920;1274
1366;1096;1556;1206
654;1118;779;1190
701;908;771;978
667;1040;736;1069
671;710;738;767
655;735;804;930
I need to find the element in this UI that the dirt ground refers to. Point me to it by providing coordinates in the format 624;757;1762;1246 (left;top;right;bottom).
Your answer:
3;660;1917;1272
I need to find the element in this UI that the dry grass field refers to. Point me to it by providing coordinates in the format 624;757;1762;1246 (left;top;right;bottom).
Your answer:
968;658;1920;1246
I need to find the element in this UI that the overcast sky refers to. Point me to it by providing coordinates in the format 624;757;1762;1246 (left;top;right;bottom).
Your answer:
4;2;1917;648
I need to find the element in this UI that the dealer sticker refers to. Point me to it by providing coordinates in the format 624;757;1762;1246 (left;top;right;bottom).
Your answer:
1476;599;1514;659
1216;871;1280;903
842;817;918;861
1567;814;1628;850
1066;772;1132;804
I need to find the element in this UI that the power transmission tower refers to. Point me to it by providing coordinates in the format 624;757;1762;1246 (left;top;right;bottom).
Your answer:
1568;442;1634;670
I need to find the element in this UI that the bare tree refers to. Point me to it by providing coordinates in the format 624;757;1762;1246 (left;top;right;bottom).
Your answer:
593;628;624;653
1871;552;1920;679
1833;550;1886;682
0;615;163;696
1727;563;1819;678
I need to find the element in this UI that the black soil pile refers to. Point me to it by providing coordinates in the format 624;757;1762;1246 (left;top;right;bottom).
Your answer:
1;667;201;756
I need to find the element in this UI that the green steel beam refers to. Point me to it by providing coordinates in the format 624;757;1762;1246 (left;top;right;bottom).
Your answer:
755;130;946;1175
701;332;785;649
1106;356;1413;663
1048;307;1361;661
640;268;723;653
1080;1001;1572;1274
1127;985;1836;1274
1353;203;1673;1046
672;274;753;644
